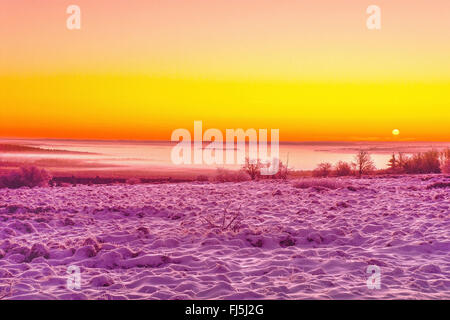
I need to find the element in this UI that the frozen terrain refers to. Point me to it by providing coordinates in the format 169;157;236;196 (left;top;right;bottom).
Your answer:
0;176;449;299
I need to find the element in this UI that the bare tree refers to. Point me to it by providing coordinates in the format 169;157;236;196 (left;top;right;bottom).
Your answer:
353;150;375;177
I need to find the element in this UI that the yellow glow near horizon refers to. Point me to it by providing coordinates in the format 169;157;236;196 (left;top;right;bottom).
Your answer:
1;74;449;141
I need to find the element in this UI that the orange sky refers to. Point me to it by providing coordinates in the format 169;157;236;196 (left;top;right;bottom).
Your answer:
1;0;449;141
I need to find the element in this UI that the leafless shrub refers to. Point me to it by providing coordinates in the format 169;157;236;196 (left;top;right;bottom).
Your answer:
270;160;291;180
440;148;450;162
312;162;333;177
0;167;51;189
387;150;445;174
401;150;441;174
241;157;263;180
202;204;243;232
242;158;292;180
334;161;353;176
441;160;450;174
439;148;450;174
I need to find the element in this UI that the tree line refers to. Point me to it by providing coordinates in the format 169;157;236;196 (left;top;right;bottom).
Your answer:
312;149;450;178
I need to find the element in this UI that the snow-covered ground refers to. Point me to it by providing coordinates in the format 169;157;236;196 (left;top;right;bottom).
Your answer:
0;176;449;299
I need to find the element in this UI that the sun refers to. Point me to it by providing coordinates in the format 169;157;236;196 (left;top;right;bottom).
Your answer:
392;129;400;136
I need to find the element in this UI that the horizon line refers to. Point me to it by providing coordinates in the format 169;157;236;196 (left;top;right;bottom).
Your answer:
1;137;450;144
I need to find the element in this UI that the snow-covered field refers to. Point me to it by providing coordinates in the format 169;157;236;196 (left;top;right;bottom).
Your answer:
0;176;449;299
